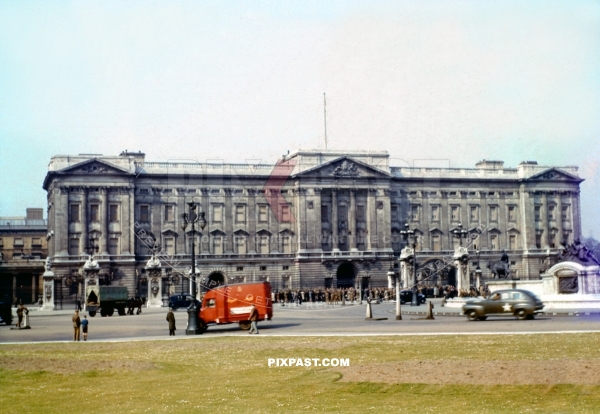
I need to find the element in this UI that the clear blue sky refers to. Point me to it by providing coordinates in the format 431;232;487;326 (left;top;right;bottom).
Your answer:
1;1;599;236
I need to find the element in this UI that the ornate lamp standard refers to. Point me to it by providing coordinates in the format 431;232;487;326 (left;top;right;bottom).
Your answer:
400;223;419;306
453;223;468;247
180;202;206;335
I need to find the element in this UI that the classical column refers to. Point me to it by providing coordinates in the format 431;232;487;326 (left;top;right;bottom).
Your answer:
573;190;582;240
81;187;88;255
128;186;135;255
247;189;257;253
349;189;357;251
57;186;70;256
296;188;307;251
224;188;233;253
499;191;507;250
440;191;449;250
100;187;108;255
314;188;323;251
331;189;339;252
366;188;376;251
200;188;210;253
421;192;430;251
556;193;563;246
541;192;548;248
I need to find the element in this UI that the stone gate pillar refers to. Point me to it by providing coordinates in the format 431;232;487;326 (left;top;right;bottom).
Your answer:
453;246;470;291
146;254;163;308
400;246;414;289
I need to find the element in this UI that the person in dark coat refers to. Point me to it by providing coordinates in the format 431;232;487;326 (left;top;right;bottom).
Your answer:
166;308;176;336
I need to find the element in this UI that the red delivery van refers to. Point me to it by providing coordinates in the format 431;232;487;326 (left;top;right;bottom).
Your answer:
198;282;273;332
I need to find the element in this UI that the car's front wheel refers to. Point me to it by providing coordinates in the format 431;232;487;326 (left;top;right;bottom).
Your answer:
467;310;479;321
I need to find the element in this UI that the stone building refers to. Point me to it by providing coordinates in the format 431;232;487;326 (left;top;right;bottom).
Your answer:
0;208;48;304
42;149;583;306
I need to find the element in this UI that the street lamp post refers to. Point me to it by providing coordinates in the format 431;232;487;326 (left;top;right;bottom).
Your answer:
453;223;468;247
181;202;207;335
400;223;419;306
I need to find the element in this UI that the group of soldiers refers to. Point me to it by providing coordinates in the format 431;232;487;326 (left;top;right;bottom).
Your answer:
271;283;492;306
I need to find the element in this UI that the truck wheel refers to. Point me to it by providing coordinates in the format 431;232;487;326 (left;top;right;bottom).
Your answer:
467;310;479;321
118;307;126;316
107;308;114;317
100;308;107;317
239;321;251;330
89;311;96;317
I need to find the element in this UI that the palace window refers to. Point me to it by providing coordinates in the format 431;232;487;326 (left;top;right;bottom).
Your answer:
260;266;267;271
90;204;99;222
164;205;174;222
549;231;557;248
13;238;24;247
431;234;441;251
258;205;268;222
139;205;149;223
109;204;119;222
411;205;420;221
490;234;498;250
237;267;244;271
489;206;498;222
32;238;41;247
70;204;80;222
258;236;269;254
451;205;460;222
534;206;541;222
509;234;517;250
508;206;517;222
212;205;222;223
235;235;247;254
281;236;291;253
535;233;542;249
164;237;174;255
431;205;440;222
69;238;79;256
212;236;223;255
109;237;119;255
281;205;291;222
236;205;246;223
470;206;479;222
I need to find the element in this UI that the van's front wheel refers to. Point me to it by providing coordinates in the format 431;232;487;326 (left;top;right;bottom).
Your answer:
239;321;251;330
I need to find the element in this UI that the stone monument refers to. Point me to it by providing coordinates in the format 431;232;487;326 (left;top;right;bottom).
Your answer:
145;253;163;308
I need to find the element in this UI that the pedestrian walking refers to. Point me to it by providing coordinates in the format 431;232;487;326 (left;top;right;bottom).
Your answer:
72;310;81;341
15;302;28;328
81;315;89;341
248;303;259;334
166;308;176;336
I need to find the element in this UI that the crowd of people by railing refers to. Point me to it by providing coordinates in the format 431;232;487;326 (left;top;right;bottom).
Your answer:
270;284;492;306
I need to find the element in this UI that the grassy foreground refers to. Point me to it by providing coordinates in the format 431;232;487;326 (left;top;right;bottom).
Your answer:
1;333;599;413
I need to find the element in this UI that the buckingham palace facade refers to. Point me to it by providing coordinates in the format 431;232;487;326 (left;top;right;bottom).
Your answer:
43;149;583;304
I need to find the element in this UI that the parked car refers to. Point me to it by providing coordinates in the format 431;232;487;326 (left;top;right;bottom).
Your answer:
168;294;195;310
399;290;426;305
462;289;544;321
0;295;12;325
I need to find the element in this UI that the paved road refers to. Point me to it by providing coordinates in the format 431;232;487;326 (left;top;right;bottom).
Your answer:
2;300;600;343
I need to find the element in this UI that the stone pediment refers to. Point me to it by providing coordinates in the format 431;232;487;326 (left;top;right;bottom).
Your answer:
60;159;132;175
293;156;390;179
527;168;582;183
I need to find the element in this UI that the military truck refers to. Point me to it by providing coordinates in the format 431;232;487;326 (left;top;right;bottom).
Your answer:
0;294;12;325
86;286;129;317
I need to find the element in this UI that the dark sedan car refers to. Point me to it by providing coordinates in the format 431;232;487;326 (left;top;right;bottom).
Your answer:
399;290;426;305
168;294;195;310
462;289;544;321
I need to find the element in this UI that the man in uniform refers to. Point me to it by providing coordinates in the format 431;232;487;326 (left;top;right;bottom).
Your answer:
72;309;81;341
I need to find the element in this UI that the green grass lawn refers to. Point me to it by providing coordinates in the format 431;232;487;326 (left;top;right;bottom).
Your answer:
1;333;599;413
